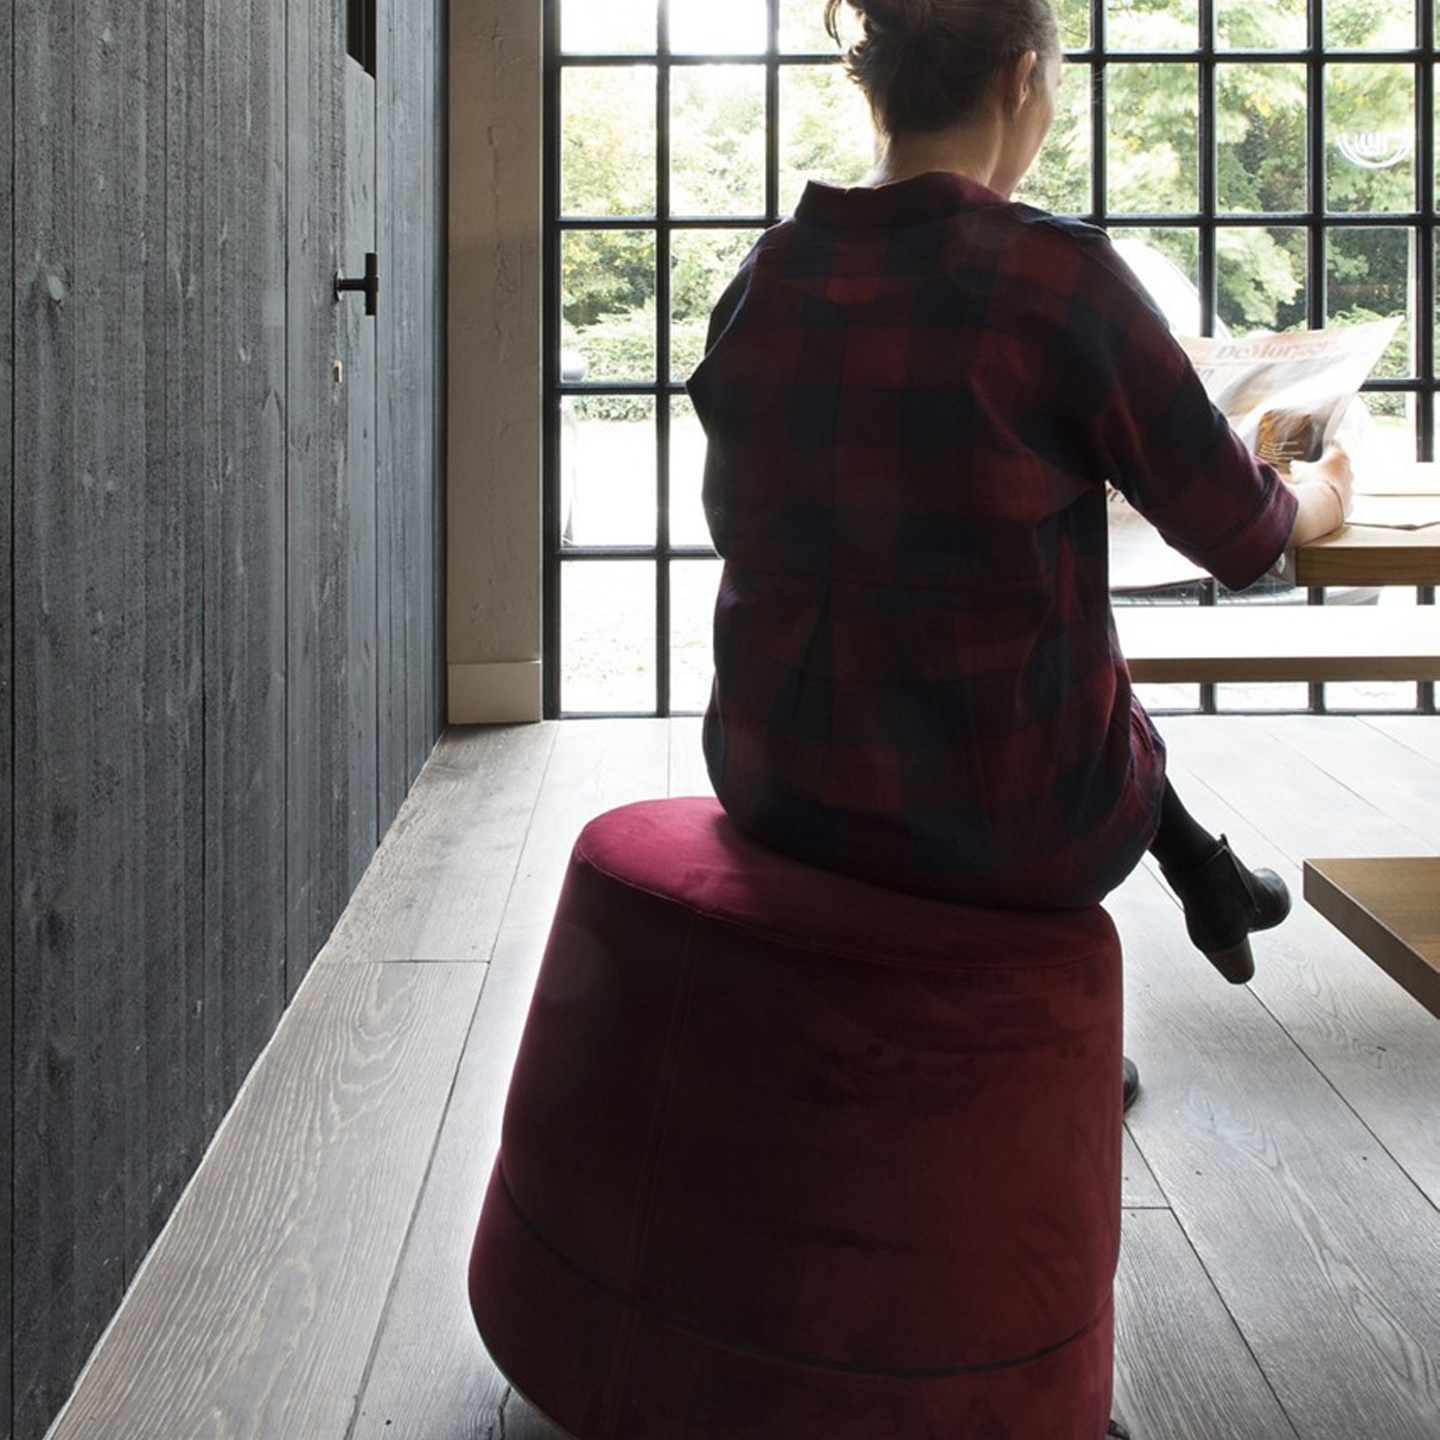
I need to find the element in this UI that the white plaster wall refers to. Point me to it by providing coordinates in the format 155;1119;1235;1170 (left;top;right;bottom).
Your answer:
446;0;544;722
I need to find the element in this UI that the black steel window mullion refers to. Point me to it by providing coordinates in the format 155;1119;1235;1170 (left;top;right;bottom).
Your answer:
542;0;563;719
1089;0;1106;225
1418;8;1436;463
1198;0;1218;337
1304;2;1328;715
766;2;781;222
545;0;1435;719
1306;5;1326;332
655;14;673;717
1420;5;1437;714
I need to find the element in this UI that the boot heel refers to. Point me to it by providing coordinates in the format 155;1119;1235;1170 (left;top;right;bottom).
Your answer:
1160;835;1289;985
1204;936;1255;985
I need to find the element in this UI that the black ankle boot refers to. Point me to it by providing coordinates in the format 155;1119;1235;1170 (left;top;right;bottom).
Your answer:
1159;835;1291;984
1106;1421;1132;1439
1122;1056;1140;1113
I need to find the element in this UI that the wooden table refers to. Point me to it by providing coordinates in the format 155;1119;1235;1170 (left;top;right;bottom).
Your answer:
1292;525;1440;587
1304;857;1440;1018
1293;463;1440;588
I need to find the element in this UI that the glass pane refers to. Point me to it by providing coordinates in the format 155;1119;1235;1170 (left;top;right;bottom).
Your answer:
1105;0;1198;51
779;63;875;213
1018;60;1091;214
1325;2;1415;49
561;0;654;54
1107;63;1199;215
670;0;767;54
1216;225;1307;334
1361;388;1419;467
1325;63;1416;215
1327;227;1412;379
561;561;656;713
1056;0;1090;51
781;0;853;51
562;230;657;380
671;66;766;216
560;397;656;547
561;68;657;216
1109;228;1203;333
1217;63;1307;214
1215;0;1305;51
669;396;713;546
671;228;760;382
671;558;724;714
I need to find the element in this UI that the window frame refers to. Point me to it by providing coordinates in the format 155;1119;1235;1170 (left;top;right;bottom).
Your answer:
543;0;1439;718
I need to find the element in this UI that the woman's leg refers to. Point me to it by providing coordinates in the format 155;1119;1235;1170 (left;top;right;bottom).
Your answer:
1149;778;1291;983
1148;778;1224;874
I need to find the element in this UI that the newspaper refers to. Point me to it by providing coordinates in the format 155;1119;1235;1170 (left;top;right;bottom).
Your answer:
1176;317;1400;469
1110;318;1402;591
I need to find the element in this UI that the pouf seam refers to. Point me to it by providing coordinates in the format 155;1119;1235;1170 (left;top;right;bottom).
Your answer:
573;849;1115;975
493;1160;1112;1380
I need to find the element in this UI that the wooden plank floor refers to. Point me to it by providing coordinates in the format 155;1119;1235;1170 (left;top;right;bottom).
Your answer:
47;716;1440;1440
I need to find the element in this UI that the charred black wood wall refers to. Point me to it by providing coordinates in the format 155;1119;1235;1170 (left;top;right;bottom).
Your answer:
3;1;447;1434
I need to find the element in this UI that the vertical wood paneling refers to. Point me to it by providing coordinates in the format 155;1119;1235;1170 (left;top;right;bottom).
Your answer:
6;0;445;1432
377;0;446;826
342;54;380;883
11;0;202;1430
1;0;14;1430
12;0;91;1425
139;0;206;1278
202;0;289;1115
286;0;379;998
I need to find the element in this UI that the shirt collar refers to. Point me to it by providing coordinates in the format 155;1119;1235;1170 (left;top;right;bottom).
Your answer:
794;171;1007;228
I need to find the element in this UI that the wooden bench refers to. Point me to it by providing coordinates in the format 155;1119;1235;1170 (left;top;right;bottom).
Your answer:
1303;857;1440;1019
1115;605;1440;684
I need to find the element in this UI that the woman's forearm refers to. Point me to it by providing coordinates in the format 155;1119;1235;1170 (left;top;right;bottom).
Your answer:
1285;441;1354;549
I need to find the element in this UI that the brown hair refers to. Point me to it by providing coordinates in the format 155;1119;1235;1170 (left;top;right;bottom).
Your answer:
824;0;1059;136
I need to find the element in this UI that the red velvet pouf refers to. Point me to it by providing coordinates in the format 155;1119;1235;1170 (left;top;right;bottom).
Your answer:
469;798;1124;1440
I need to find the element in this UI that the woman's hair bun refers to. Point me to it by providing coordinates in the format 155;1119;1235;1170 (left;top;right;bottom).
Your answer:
825;0;1059;135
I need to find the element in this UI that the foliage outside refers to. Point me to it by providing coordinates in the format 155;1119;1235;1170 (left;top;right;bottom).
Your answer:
561;0;1422;421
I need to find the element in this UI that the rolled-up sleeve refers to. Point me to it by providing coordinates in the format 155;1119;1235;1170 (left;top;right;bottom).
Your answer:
1071;247;1299;591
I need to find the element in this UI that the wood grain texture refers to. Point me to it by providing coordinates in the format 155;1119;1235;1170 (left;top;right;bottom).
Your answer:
285;0;367;995
375;0;446;826
350;720;674;1438
33;717;1440;1440
1304;857;1440;1016
1;0;13;1424
321;724;556;963
201;0;290;1114
1291;525;1440;587
7;1;444;1434
1114;860;1440;1438
11;1;206;1429
47;960;486;1440
1160;715;1440;1205
1113;1209;1299;1440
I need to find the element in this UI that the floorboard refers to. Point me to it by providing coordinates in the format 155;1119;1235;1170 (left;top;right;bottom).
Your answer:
350;720;672;1439
47;960;488;1440
45;716;1440;1440
320;724;556;964
1161;717;1440;1205
1112;1209;1299;1440
1114;861;1440;1440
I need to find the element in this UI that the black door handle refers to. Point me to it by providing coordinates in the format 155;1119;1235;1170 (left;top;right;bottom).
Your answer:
335;252;379;316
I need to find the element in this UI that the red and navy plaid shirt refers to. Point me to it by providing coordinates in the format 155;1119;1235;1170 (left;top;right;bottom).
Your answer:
687;172;1297;908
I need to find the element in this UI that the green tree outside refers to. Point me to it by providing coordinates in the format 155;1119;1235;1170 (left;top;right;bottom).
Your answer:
561;0;1420;416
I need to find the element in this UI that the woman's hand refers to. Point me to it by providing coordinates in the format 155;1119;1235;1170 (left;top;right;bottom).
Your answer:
1285;440;1354;547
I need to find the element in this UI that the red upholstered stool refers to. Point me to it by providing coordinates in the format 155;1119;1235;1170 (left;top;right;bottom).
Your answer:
469;797;1124;1440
